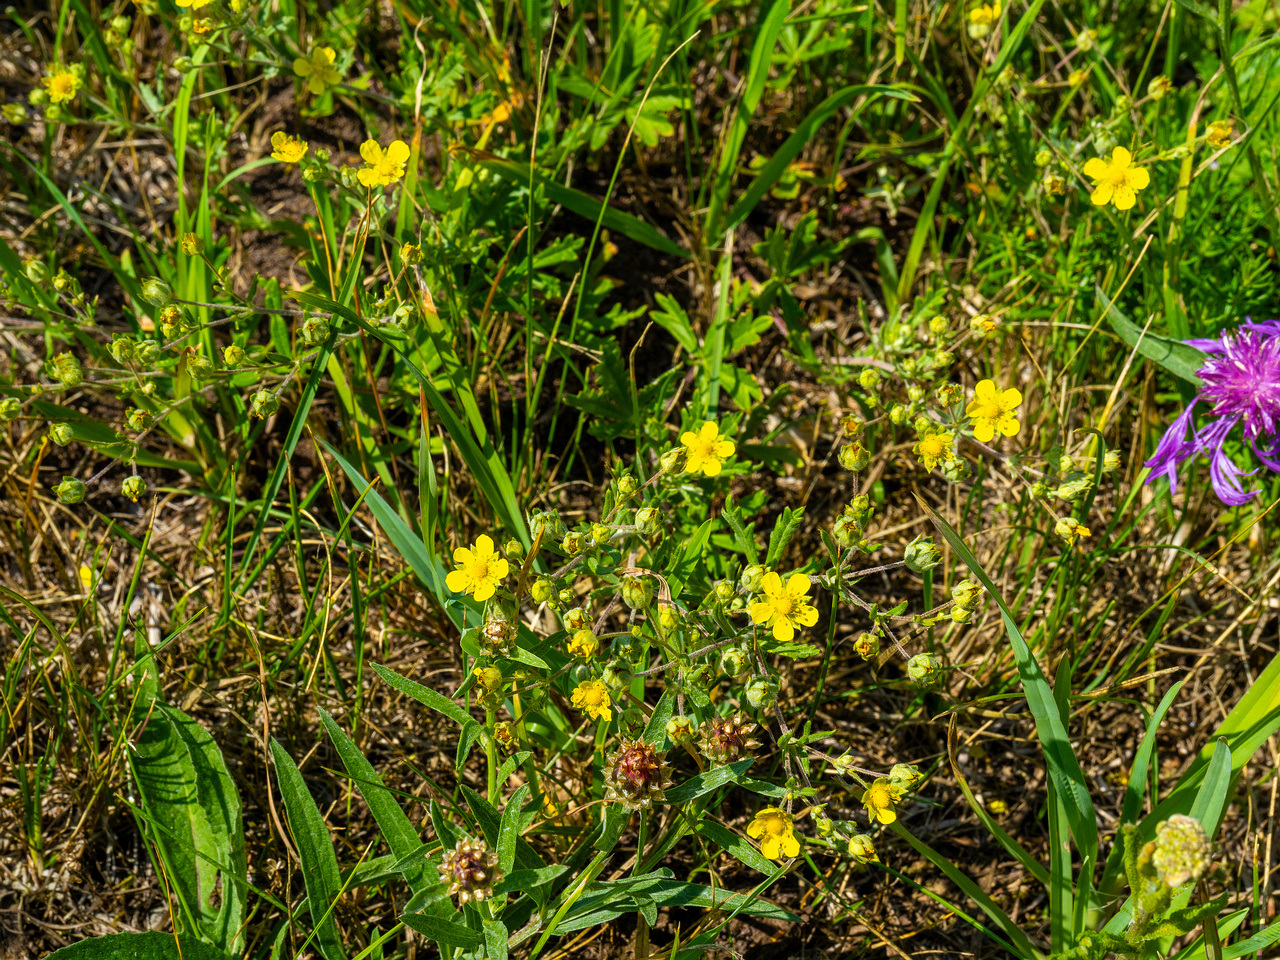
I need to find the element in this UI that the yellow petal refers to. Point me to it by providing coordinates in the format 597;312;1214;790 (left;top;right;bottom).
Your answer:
785;573;810;598
1000;387;1022;409
772;618;795;643
998;415;1021;437
386;139;410;164
319;47;336;64
760;834;780;859
308;76;326;95
1128;165;1150;189
749;601;775;625
357;168;379;187
699;421;718;442
475;534;494;557
746;819;765;839
445;570;469;593
453;546;474;564
1111;145;1132;169
490;558;509;580
1112;183;1136;210
796;604;820;627
293;57;312;76
701;458;722;477
974;379;996;399
877;807;897;825
973;420;996;443
679;431;697;447
759;572;784;597
714;440;735;458
360;139;382;164
271;131;287;148
780;832;800;857
473;581;495;602
1090;182;1114;207
1082;156;1109;181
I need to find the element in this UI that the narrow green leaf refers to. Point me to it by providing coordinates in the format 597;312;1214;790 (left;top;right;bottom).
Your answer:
665;759;752;804
1121;681;1185;824
373;663;473;729
482;919;508;960
399;912;483;949
1097;285;1206;386
497;785;530;874
695;820;774;875
1189;737;1233;833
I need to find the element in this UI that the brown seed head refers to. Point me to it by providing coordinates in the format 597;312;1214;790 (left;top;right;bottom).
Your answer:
437;837;502;904
700;713;761;764
602;737;674;810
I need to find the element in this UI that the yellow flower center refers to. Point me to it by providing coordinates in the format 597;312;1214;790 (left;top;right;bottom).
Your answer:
919;435;946;457
686;436;716;460
580;684;605;706
769;593;794;618
465;557;492;582
757;811;789;835
49;75;75;99
867;783;894;808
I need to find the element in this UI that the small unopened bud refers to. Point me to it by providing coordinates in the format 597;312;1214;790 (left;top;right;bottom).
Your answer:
720;645;750;677
299;316;330;345
929;315;948;335
601;659;633;691
621;576;654;609
841;414;864;439
889;403;909;425
121;476;146;502
907;652;941;686
890;763;923;788
180;232;204;256
590;522;610;544
186;354;214;380
714;580;734;603
740;564;765;593
52;353;83;386
1103;450;1121;473
1147;75;1172;101
656;604;679;632
531;578;555;603
49;422;74;445
562;531;585;556
125;408;152;431
745;675;778;711
838;441;869;471
659;448;684;473
110;335;136;364
473;665;502;691
223;344;247;366
951;604;975;623
400;242;422;264
140;277;172;306
529;509;566;544
950;578;982;607
854;632;880;660
250;390;280;419
833;507;863;548
136;340;162;364
847;834;878;863
24;258;50;284
634;506;660;535
904;535;942;573
558;588;574;604
0;397;21;421
616;475;638;496
665;715;696;743
54;476;86;504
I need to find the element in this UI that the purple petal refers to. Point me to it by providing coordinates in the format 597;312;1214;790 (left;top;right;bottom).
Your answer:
1144;401;1200;495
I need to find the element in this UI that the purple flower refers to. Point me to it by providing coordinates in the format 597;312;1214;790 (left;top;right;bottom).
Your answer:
1145;319;1280;506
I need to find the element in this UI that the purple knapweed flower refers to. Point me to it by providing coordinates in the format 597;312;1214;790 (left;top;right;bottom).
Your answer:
1145;319;1280;506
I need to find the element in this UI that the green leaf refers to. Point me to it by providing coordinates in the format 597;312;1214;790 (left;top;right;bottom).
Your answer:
1172;0;1217;17
399;912;483;949
460;785;546;871
317;708;429;895
764;507;805;569
1121;681;1185;824
373;663;474;729
483;919;509;960
269;739;348;960
644;688;676;747
497;784;530;874
129;703;246;955
665;759;753;804
1188;737;1232;833
1223;916;1280;958
918;497;1098;864
1097;285;1206;386
42;932;234;960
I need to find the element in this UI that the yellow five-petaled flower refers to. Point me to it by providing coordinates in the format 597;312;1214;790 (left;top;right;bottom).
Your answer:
680;420;736;477
570;679;613;722
914;429;957;471
966;379;1022;443
292;47;342;95
357;138;410;188
42;65;82;104
746;807;801;860
270;131;308;164
444;534;508;602
1082;146;1150;211
749;572;819;643
967;1;1000;37
862;777;905;825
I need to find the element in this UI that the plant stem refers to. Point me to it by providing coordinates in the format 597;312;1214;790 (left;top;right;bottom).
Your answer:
486;706;498;800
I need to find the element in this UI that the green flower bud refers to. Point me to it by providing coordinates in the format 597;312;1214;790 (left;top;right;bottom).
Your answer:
1035;147;1052;167
590;522;610;544
2;103;27;124
558;588;574;605
838;441;869;471
400;241;422;265
907;384;925;402
889;403;909;425
223;344;247;366
621;576;654;610
187;353;214;380
601;659;633;691
300;315;330;345
833;508;863;549
125;408;152;431
136;339;161;364
854;632;880;660
528;509;566;544
621;705;646;735
904;535;942;573
665;715;695;743
1148;75;1172;101
563;607;590;631
54;476;86;504
0;397;22;421
714;580;735;603
49;422;74;445
531;578;555;603
52;270;72;292
179;232;204;256
858;369;881;390
745;675;778;712
562;531;585;556
889;763;923;788
140;277;172;306
659;447;684;472
1030;480;1051;499
52;352;83;386
740;564;765;593
616;475;638;496
841;414;864;438
813;809;834;836
720;645;750;677
250;390;280;419
1152;814;1211;887
502;539;525;563
929;315;949;335
907;652;941;686
951;604;974;623
110;335;136;364
24;257;49;284
634;506;660;535
847;834;878;863
121;476;146;501
950;578;982;607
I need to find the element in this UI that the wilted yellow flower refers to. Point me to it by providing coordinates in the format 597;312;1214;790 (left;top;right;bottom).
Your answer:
42;65;82;103
445;534;509;602
967;1;1000;37
567;629;598;659
1054;517;1092;545
966;379;1022;442
680;421;735;477
270;131;308;164
969;313;998;338
862;777;904;825
401;242;422;264
473;666;502;691
570;679;613;722
748;572;819;642
1082;146;1150;211
357;138;410;188
746;807;800;860
1067;68;1088;87
1205;120;1233;150
914;429;957;471
292;47;342;95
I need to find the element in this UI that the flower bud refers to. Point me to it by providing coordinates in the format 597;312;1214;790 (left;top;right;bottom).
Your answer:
1035;147;1052;167
567;629;598;659
659;447;684;473
0;397;21;421
841;414;864;439
180;232;204;256
121;476;146;501
24;257;50;284
665;715;695;743
136;339;162;364
833;507;863;548
1151;814;1211;887
634;506;660;535
714;580;735;603
838;441;869;471
889;403;909;425
473;665;502;691
720;645;750;677
950;578;982;607
740;564;765;593
223;344;247;366
619;576;652;610
52;352;83;386
250;390;280;419
601;659;633;691
125;408;152;431
400;242;422;264
907;652;941;686
531;578;555;603
49;422;74;445
858;369;881;390
854;632;880;660
1147;75;1172;101
140;277;172;306
890;763;923;788
109;335;136;364
528;509;566;543
928;315;948;335
51;270;72;292
745;675;778;712
616;475;638;496
656;604;679;632
590;522;610;544
299;315;330;345
186;353;214;380
2;103;27;124
903;535;942;573
558;588;574;604
563;607;590;631
951;604;974;623
54;476;86;504
907;384;925;402
847;834;878;863
562;531;585;556
1030;480;1051;499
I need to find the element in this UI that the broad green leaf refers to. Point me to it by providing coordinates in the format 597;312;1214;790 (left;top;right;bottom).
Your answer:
695;820;774;875
1188;737;1232;834
497;784;530;874
1097;285;1206;386
483;920;509;960
42;931;233;960
270;739;348;960
399;912;483;949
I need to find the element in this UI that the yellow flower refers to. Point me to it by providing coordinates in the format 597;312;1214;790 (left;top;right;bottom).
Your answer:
570;679;613;722
967;1;1000;37
1205;120;1233;150
567;629;598;659
749;572;819;643
969;314;998;338
914;430;957;471
1054;517;1092;545
680;421;735;477
1082;146;1150;211
473;666;502;691
357;138;410;188
987;799;1009;815
862;777;904;825
746;807;800;860
42;65;82;104
270;131;308;164
292;47;342;95
445;534;509;602
966;379;1022;442
174;0;212;8
1067;68;1088;88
